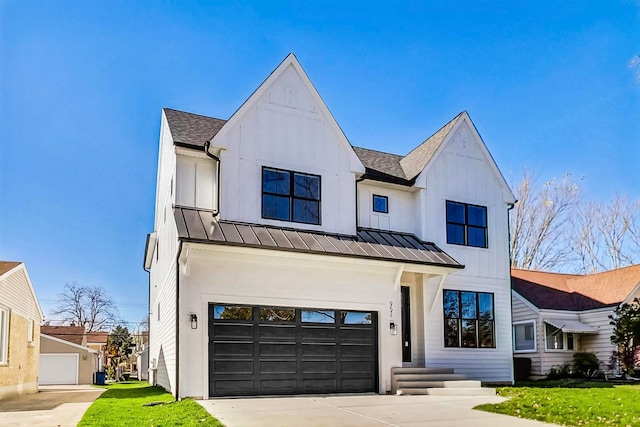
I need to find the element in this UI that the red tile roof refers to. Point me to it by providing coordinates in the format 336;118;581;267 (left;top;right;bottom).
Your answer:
512;265;640;311
41;325;86;345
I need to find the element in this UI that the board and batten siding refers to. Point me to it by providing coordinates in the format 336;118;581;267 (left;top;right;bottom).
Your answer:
423;273;513;382
149;261;177;393
211;63;359;236
511;293;542;376
357;183;420;235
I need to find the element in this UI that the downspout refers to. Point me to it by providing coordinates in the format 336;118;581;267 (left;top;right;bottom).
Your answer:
507;201;516;385
204;141;221;217
174;240;183;400
355;174;366;231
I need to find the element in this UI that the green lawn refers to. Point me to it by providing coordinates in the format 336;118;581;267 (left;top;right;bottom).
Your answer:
475;379;640;426
78;381;224;427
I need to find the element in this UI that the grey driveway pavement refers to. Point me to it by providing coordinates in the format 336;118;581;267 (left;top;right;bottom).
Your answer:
200;394;559;427
0;385;104;427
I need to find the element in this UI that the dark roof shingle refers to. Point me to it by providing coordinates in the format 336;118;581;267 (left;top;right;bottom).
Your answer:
163;108;227;149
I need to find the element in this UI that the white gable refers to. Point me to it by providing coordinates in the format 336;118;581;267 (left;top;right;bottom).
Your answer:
0;264;44;322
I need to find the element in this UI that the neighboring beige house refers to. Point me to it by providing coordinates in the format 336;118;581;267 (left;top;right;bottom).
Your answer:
40;333;99;385
0;261;44;400
511;266;640;379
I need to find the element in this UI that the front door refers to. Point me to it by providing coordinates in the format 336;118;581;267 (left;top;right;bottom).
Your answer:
401;286;411;363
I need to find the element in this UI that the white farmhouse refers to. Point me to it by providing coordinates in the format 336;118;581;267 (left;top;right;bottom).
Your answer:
144;54;516;399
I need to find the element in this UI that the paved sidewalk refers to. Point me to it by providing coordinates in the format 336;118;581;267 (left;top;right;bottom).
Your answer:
0;385;105;427
200;394;559;427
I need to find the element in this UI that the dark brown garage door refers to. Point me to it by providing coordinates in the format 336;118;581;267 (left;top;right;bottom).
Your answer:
208;304;378;396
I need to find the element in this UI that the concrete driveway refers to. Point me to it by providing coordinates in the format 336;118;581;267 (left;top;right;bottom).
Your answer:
0;385;105;427
200;394;559;427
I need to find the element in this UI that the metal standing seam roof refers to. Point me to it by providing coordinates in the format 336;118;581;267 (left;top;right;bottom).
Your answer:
174;207;463;269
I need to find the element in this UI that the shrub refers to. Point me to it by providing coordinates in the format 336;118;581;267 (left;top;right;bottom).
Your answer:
573;352;600;378
547;362;572;380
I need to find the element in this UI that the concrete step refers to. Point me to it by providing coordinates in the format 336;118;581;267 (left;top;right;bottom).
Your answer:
396;380;481;389
393;373;468;383
397;387;496;396
391;367;454;375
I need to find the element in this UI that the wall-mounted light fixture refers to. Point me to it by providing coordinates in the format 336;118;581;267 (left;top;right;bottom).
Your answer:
190;313;198;329
389;322;397;335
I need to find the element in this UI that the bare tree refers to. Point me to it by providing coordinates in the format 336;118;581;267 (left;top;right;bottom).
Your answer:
509;169;581;271
572;195;640;273
51;282;119;332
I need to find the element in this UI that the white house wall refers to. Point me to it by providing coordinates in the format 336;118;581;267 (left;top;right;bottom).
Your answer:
578;309;615;372
178;245;405;399
357;182;419;234
211;64;358;235
176;153;218;210
421;120;511;281
423;273;513;382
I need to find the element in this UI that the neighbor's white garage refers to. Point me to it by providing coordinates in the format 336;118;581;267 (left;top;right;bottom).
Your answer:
39;354;78;385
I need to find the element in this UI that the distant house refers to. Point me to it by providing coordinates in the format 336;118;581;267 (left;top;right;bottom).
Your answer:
145;54;516;399
86;331;109;371
40;325;99;385
511;266;640;378
0;261;44;400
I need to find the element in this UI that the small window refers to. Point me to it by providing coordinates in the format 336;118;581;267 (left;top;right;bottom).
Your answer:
514;321;536;352
341;311;372;325
0;307;9;364
372;195;388;213
302;310;335;323
259;308;295;322
213;305;253;320
27;319;34;343
446;201;488;248
262;167;321;225
443;290;494;348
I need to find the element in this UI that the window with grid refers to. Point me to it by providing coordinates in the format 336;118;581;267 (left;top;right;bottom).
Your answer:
446;201;488;248
262;167;321;225
443;290;494;348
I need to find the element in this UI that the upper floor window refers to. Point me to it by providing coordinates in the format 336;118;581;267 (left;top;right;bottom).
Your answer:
446;201;487;248
372;195;388;213
443;290;494;348
262;167;320;225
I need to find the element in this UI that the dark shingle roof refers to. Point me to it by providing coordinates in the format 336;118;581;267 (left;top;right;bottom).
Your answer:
163;108;227;149
174;207;463;269
162;107;466;186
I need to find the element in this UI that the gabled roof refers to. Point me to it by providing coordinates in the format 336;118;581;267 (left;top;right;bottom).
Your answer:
352;147;412;185
512;265;640;311
86;331;109;345
0;261;44;321
399;112;464;181
174;207;463;269
41;325;86;346
0;261;21;276
163;108;226;149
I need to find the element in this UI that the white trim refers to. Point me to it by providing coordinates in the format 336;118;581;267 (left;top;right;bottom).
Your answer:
40;333;98;353
512;319;537;353
0;306;8;365
0;264;44;322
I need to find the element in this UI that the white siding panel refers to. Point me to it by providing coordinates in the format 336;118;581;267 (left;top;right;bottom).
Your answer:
357;183;419;235
511;295;541;376
149;262;177;394
0;267;41;321
579;310;616;371
195;163;215;210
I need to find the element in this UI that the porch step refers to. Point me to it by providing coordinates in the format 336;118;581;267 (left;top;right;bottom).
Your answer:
390;366;495;397
397;387;496;396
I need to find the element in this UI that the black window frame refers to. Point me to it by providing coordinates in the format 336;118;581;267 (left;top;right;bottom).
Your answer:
261;166;321;225
372;194;389;213
443;289;495;349
446;200;488;248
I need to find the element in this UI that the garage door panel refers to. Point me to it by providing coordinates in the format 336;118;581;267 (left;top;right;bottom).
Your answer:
212;323;253;340
259;325;296;340
210;304;377;396
259;342;296;356
301;343;335;356
39;354;78;385
212;359;253;374
302;360;336;374
213;342;253;356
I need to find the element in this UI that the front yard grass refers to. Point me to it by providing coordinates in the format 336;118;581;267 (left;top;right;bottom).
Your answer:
78;381;223;427
475;379;640;426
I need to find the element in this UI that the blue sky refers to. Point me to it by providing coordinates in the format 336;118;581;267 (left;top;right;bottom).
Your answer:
1;1;638;326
